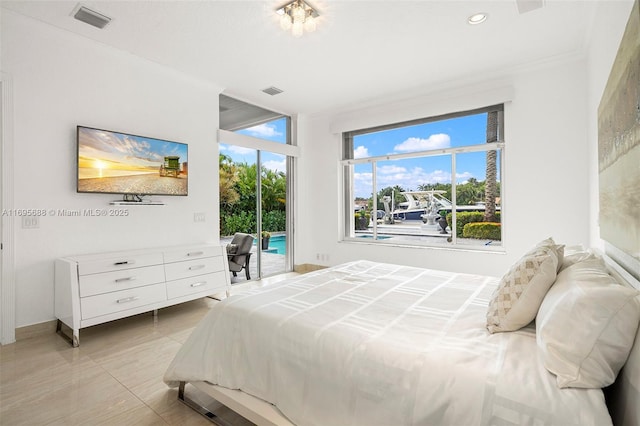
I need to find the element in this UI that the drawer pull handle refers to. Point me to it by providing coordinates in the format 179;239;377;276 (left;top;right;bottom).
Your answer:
189;265;206;271
114;260;135;266
116;296;139;304
190;281;207;288
115;277;136;283
187;251;204;257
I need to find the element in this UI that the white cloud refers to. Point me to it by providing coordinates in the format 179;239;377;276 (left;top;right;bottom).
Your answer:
353;165;480;198
353;145;369;159
455;172;475;183
228;145;256;155
245;123;282;138
393;133;451;152
263;159;286;172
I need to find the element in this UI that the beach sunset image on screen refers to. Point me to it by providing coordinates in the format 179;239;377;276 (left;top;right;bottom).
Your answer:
77;126;188;196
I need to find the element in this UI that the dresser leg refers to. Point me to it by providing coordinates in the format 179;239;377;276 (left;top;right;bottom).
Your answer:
153;309;158;317
56;319;80;347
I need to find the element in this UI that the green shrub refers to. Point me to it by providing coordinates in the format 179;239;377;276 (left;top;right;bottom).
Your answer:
354;213;370;230
446;211;501;238
221;211;256;236
221;210;287;236
463;222;502;240
262;210;286;233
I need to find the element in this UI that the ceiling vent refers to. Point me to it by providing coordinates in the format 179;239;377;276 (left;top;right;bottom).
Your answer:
72;4;112;29
262;86;284;96
516;0;544;14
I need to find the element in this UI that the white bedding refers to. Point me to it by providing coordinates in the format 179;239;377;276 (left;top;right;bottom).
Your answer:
164;260;612;425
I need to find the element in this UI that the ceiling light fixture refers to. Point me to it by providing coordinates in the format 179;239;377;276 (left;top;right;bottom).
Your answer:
276;0;319;38
468;12;488;25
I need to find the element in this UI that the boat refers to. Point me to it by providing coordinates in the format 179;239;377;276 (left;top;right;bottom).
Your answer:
391;191;498;222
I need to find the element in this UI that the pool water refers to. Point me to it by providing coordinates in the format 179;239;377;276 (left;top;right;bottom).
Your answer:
357;235;392;240
254;234;286;255
269;235;286;255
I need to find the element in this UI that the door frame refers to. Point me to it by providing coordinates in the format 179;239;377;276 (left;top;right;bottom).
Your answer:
1;73;16;345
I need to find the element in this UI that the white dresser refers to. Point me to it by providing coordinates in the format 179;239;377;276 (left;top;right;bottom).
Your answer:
54;244;230;347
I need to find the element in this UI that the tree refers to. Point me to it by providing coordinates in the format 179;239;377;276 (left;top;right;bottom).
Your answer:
219;154;239;209
261;167;287;211
484;111;499;222
375;185;406;210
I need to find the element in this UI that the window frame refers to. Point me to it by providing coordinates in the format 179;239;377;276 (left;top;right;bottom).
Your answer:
341;104;505;252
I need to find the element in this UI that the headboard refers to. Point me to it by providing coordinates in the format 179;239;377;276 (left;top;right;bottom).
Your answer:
604;255;640;426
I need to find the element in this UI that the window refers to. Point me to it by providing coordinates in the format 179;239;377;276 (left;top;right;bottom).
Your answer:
342;105;504;250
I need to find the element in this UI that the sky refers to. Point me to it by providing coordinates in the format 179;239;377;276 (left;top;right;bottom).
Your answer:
219;117;287;172
352;112;500;198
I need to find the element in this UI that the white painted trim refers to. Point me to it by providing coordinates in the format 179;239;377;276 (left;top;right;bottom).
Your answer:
218;129;300;158
1;73;16;345
329;84;514;134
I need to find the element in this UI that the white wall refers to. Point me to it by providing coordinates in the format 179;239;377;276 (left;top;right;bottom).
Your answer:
297;56;592;278
2;11;222;327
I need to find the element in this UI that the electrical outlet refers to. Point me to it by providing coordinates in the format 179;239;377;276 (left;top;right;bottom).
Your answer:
193;212;206;222
22;216;39;229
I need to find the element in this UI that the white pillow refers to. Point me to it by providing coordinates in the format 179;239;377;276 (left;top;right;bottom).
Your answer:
536;259;640;388
486;242;559;333
559;248;599;272
536;237;565;272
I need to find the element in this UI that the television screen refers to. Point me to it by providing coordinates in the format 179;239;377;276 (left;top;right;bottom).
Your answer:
77;126;188;196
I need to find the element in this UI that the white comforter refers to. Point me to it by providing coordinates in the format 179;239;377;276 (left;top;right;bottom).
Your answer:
164;260;611;426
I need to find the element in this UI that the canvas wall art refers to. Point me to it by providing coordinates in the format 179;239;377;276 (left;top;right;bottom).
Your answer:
598;0;640;279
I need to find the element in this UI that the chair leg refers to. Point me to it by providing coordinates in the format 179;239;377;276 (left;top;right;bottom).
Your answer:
245;266;250;280
232;271;237;277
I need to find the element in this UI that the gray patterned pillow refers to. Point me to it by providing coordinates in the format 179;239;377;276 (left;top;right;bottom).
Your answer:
486;243;559;333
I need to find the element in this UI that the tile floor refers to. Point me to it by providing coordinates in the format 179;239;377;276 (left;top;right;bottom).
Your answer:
0;273;299;426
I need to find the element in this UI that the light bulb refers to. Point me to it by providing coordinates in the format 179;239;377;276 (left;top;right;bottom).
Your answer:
304;15;316;32
280;13;292;30
292;21;304;37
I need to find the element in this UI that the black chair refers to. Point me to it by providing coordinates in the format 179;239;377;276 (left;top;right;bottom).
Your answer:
226;233;254;280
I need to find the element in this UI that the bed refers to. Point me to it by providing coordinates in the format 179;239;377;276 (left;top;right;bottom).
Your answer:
164;242;640;425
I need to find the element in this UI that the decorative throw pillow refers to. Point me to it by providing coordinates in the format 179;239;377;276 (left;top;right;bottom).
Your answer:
536;237;565;272
226;243;238;255
486;241;559;333
536;259;640;388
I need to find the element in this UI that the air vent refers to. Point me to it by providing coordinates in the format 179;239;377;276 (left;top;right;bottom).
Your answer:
262;87;284;96
72;4;112;29
516;0;544;14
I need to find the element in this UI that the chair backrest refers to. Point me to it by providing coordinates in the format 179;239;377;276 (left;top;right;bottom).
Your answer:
231;233;254;255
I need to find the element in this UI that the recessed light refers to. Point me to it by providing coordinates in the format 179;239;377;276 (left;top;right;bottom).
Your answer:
468;12;488;25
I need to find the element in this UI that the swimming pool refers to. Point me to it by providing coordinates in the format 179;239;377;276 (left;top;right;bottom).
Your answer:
269;235;286;255
254;234;286;255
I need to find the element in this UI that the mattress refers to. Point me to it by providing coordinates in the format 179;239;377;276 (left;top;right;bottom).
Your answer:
164;260;612;425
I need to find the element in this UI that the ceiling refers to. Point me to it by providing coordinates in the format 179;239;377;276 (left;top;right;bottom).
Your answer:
2;0;599;116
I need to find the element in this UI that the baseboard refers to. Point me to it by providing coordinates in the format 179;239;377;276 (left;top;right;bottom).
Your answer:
294;264;327;274
15;319;57;341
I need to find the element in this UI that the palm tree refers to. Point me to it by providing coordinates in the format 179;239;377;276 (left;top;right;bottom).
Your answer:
484;111;498;222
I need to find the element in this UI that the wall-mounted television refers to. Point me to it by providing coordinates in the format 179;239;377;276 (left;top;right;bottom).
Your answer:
77;126;188;197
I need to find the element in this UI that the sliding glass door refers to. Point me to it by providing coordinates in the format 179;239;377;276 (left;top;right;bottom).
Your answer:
219;95;295;283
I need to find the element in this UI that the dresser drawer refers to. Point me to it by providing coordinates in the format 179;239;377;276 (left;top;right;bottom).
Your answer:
163;246;222;264
80;283;166;320
164;256;225;281
166;271;228;299
78;253;164;276
79;265;166;298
